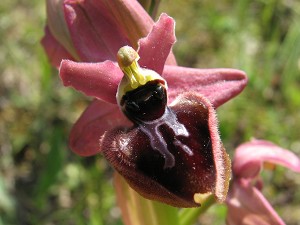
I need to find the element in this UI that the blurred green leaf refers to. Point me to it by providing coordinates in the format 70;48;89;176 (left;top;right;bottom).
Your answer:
35;126;66;206
179;195;215;225
0;177;15;220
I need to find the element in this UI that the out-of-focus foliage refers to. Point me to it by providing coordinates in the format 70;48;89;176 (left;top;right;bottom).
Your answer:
0;0;299;224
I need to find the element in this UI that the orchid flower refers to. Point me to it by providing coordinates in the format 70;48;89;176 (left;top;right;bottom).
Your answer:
41;0;248;208
226;139;300;225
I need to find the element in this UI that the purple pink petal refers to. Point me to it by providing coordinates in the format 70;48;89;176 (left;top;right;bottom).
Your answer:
227;179;285;225
41;27;74;68
138;13;177;74
233;139;300;179
69;100;131;156
59;60;123;104
163;66;248;107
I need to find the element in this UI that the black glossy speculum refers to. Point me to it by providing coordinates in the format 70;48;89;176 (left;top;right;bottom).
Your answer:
117;46;193;169
120;80;193;168
120;80;167;122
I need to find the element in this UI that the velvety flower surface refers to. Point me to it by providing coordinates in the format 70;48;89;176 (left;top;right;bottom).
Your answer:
42;0;248;207
226;140;300;225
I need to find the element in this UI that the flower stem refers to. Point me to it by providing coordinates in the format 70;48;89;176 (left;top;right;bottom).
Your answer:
114;173;180;225
179;195;216;225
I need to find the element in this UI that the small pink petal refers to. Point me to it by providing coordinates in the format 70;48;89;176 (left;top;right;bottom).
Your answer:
163;66;248;108
226;179;285;225
69;99;132;156
41;27;75;68
63;0;129;62
138;13;177;74
59;60;123;104
233;139;300;179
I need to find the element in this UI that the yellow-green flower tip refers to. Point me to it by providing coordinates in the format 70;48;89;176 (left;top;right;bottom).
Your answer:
117;46;153;91
116;46;167;107
117;46;139;68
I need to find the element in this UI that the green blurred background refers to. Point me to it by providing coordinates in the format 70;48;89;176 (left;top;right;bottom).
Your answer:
1;0;300;224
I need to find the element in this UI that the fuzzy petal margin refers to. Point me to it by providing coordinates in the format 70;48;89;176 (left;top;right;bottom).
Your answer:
171;93;231;204
182;93;231;203
138;13;177;74
69;100;132;156
59;60;123;104
163;66;248;107
233;139;300;179
226;179;285;225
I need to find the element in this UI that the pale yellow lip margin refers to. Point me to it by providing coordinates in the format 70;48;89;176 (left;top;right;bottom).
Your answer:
194;192;212;205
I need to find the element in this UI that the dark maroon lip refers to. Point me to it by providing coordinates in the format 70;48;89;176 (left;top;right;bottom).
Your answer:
102;93;230;207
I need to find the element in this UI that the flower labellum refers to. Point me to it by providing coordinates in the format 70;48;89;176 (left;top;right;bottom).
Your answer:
102;46;231;207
